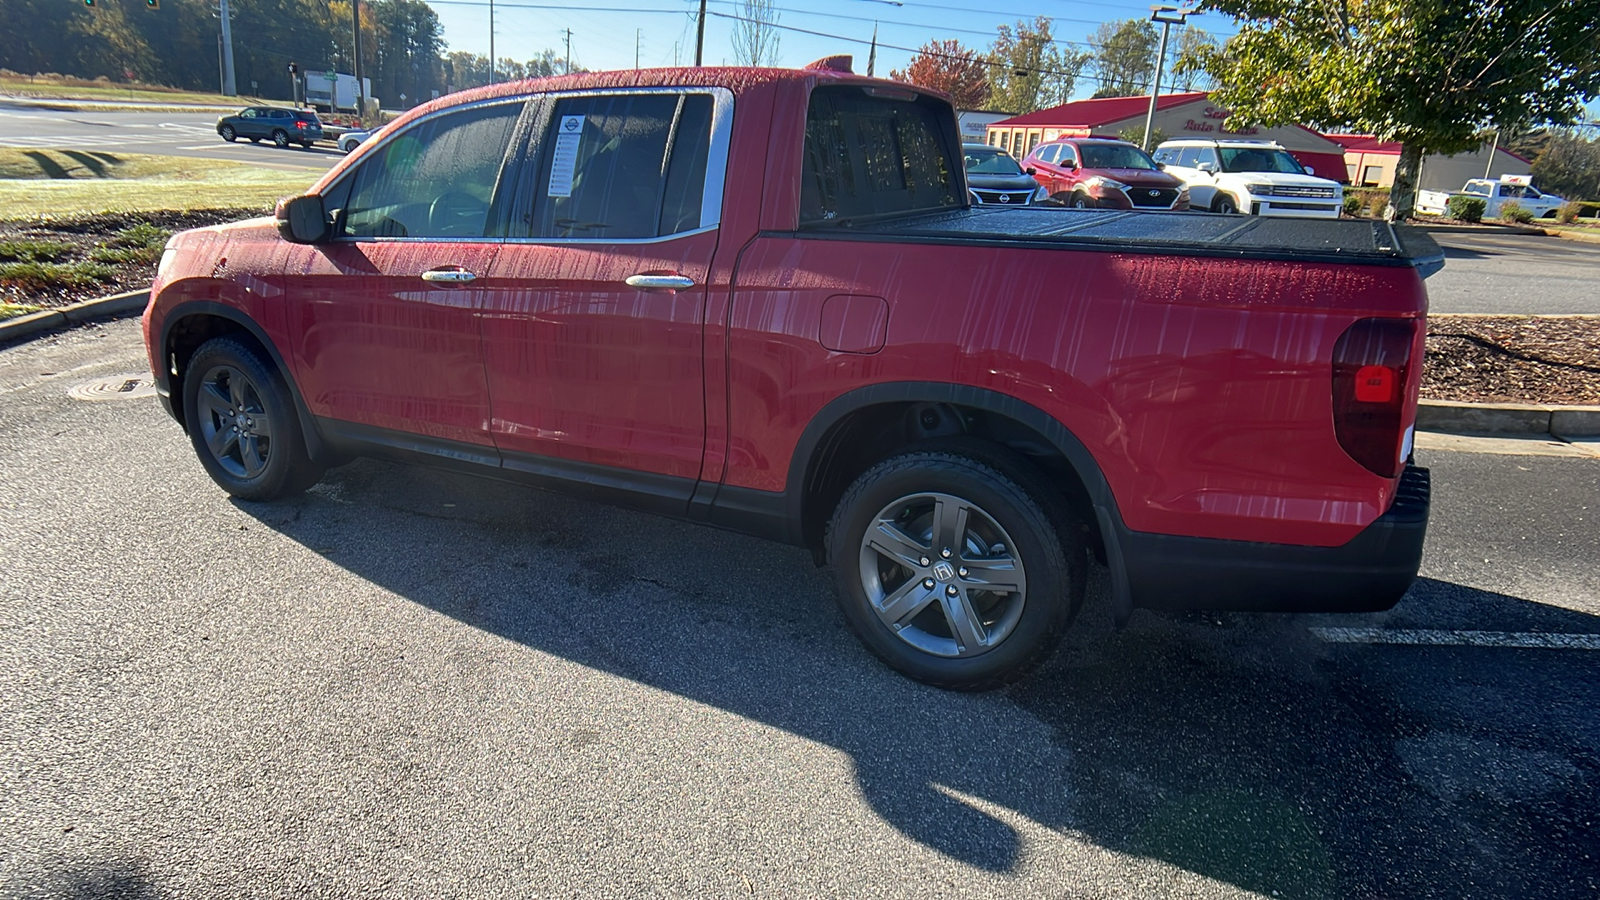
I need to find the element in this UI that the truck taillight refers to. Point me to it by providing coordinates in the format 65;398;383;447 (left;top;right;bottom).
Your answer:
1332;318;1420;478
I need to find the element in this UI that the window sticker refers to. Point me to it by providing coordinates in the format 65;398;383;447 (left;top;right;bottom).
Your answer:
548;115;585;198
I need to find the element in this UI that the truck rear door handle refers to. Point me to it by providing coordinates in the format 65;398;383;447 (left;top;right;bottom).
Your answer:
421;269;477;283
625;273;695;291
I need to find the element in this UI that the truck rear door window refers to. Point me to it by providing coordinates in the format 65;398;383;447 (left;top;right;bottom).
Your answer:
521;92;714;240
800;86;962;226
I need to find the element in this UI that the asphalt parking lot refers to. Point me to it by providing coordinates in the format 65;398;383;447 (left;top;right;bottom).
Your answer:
3;319;1598;899
1423;229;1600;315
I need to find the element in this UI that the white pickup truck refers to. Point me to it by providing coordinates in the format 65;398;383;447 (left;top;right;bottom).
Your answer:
1417;177;1565;219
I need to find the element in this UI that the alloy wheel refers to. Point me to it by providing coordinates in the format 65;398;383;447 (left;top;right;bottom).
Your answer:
857;491;1028;658
194;364;273;480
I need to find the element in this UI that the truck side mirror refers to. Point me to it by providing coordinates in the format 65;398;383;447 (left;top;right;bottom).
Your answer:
276;194;328;244
1197;161;1217;174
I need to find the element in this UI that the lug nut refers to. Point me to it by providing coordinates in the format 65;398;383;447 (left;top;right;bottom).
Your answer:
958;567;968;578
919;556;930;567
923;578;935;589
941;548;952;558
946;585;959;596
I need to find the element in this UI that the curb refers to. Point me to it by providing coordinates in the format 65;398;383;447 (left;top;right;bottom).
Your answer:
1418;399;1600;439
0;289;149;344
1546;229;1600;246
1414;222;1549;235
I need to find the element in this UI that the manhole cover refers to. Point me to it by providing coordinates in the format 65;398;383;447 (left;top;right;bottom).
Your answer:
69;374;156;401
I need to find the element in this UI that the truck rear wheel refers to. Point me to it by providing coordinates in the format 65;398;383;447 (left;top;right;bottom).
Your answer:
825;443;1085;690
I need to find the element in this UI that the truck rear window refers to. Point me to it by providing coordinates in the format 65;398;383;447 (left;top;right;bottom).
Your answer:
800;86;962;226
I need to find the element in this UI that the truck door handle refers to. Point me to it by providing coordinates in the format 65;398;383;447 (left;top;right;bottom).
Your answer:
625;273;695;291
421;268;477;283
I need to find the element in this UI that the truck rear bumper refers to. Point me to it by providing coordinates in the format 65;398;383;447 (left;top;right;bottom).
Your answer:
1118;465;1430;612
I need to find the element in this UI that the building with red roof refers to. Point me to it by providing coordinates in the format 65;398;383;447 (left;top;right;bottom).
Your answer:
1329;134;1533;192
986;92;1350;181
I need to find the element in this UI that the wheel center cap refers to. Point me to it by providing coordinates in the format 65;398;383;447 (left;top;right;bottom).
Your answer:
931;561;956;582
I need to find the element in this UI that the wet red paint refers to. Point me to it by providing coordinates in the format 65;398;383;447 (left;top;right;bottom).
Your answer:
144;66;1428;551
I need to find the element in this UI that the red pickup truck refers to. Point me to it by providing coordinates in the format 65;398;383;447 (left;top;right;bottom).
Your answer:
143;62;1438;689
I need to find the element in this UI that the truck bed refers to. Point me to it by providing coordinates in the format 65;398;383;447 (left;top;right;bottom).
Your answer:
831;207;1446;277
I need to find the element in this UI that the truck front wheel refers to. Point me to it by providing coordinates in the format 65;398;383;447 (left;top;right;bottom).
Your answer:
825;443;1085;690
1212;194;1239;214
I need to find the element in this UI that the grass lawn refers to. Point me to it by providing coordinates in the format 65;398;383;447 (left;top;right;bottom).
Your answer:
0;149;315;219
0;74;272;109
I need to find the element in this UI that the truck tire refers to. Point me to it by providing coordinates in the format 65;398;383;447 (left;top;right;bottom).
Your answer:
825;442;1085;690
181;336;323;501
1212;194;1239;214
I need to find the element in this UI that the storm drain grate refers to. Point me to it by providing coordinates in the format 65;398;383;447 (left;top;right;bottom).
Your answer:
69;374;157;401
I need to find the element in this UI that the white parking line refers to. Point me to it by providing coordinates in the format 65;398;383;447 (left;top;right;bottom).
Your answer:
1311;627;1600;649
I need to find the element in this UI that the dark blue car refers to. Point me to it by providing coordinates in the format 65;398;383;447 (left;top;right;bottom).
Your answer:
216;106;323;149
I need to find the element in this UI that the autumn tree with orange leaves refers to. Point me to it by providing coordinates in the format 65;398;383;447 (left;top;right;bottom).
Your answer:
891;40;990;110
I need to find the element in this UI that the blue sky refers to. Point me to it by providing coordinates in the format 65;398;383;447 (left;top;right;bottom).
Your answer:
420;0;1236;100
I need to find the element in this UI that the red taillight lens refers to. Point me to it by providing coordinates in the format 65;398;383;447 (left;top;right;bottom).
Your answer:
1332;318;1419;477
295;121;306;128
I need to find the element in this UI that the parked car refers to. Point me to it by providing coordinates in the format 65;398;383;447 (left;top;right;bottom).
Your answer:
1023;137;1190;210
961;143;1047;206
1153;138;1343;216
147;64;1438;690
1417;177;1565;218
216;107;323;149
337;130;373;154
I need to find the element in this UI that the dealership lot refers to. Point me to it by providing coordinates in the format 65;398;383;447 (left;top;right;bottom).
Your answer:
2;319;1597;899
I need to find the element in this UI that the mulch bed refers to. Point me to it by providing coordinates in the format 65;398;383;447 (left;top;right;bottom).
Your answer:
5;211;1597;407
0;209;265;310
1425;316;1599;406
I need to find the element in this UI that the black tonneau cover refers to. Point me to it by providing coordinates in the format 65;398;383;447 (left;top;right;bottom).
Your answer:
825;207;1447;278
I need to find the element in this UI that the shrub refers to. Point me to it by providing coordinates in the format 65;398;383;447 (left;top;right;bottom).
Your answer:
1445;195;1486;223
1499;201;1534;224
1556;201;1582;224
1343;195;1364;217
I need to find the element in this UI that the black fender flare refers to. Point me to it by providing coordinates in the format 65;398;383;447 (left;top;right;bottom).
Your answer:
782;382;1134;619
156;300;335;464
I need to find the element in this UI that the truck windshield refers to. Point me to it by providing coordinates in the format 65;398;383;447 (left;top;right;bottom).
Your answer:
964;147;1024;175
801;86;963;226
1079;143;1158;170
1218;147;1306;174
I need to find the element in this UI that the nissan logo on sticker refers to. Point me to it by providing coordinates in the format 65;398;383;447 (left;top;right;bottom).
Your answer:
563;116;582;132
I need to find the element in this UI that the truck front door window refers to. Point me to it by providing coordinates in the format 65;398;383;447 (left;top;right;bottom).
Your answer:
339;102;522;239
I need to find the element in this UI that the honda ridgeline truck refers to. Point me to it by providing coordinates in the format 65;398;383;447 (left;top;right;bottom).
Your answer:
144;60;1439;689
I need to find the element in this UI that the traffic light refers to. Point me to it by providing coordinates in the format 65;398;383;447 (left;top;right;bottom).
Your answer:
288;62;299;76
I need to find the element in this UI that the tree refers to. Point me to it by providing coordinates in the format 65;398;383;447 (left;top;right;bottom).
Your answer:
890;40;989;110
731;0;781;67
1530;129;1600;201
1087;18;1158;98
986;18;1089;115
1169;25;1217;92
1198;0;1600;219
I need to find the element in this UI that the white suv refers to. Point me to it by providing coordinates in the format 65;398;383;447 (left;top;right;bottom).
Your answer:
1153;139;1343;217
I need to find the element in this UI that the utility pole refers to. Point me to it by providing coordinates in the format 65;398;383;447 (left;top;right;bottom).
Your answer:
564;29;573;74
352;0;366;116
1484;128;1499;180
635;28;641;69
694;0;706;66
1141;5;1194;151
217;0;236;95
488;0;495;83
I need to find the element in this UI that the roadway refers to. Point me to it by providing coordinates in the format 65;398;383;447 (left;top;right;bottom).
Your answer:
1424;229;1600;316
0;102;342;171
2;318;1597;899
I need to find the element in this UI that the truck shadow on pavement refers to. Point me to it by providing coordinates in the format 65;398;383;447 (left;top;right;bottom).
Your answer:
241;458;1600;900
